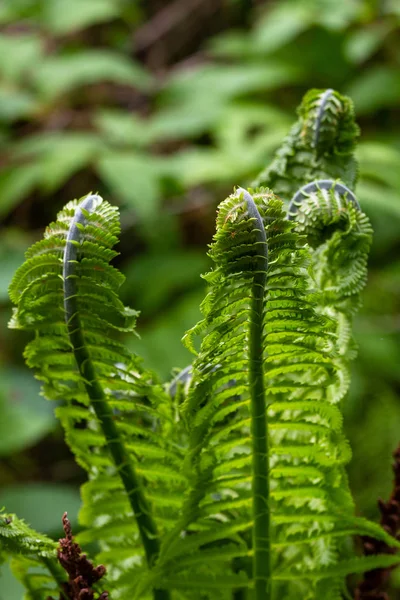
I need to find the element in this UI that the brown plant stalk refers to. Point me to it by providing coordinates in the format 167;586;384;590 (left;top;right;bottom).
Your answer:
355;444;400;599
48;512;109;600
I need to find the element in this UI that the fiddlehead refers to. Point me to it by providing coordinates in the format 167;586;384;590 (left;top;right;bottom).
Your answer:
251;89;359;203
287;179;372;402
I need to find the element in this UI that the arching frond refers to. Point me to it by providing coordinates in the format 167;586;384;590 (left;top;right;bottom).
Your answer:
9;194;184;599
151;188;398;600
0;512;63;600
288;179;373;400
251;89;359;202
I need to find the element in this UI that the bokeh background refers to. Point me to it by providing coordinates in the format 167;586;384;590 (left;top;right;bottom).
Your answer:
0;0;399;597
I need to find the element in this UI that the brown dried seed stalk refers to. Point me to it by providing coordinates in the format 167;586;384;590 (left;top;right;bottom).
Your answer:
48;512;109;600
355;444;400;600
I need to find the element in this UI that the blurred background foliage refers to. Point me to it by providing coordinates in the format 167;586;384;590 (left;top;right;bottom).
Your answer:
0;0;399;597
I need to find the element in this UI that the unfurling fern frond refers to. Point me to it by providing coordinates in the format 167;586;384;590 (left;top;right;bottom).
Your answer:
288;179;373;400
152;188;399;600
9;194;185;600
0;512;63;599
251;89;359;202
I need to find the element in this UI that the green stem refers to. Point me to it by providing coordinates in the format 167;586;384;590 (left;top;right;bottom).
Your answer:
240;189;271;600
63;195;169;600
41;556;69;600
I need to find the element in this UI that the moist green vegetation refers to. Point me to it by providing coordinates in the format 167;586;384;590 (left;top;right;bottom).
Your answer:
1;90;399;600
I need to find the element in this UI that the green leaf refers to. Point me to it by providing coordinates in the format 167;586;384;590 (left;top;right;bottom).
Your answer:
95;109;150;148
0;164;41;220
346;66;400;113
97;151;160;219
42;0;120;34
0;87;38;122
34;50;152;100
37;134;104;193
357;181;400;218
344;22;394;64
358;141;400;190
162;62;302;107
11;132;104;194
252;2;311;54
0;367;56;456
0;33;43;83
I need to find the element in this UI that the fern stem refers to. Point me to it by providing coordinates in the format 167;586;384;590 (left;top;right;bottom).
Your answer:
240;189;271;600
63;195;169;600
40;557;69;600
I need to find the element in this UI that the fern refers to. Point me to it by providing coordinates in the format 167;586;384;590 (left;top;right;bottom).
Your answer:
0;512;64;599
5;90;400;600
251;89;359;202
151;188;398;600
8;194;185;600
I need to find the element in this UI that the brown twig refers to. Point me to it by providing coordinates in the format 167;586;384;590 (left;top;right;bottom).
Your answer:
355;444;400;599
48;513;108;600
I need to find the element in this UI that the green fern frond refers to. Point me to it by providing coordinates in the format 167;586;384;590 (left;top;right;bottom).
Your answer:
10;556;63;600
9;194;184;599
152;187;396;600
251;89;359;202
288;179;373;404
0;512;56;558
0;512;64;600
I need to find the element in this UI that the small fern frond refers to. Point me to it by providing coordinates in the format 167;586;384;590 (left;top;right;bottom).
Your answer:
0;512;63;600
251;89;359;202
288;179;371;311
288;179;373;402
0;512;56;558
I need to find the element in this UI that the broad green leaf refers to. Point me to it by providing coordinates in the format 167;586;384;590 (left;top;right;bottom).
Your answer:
42;0;120;34
12;132;104;193
0;164;41;219
95;109;150;148
161;62;302;107
344;22;394;64
146;105;225;141
97;151;160;219
0;33;43;83
346;66;400;113
358;141;400;189
253;2;311;53
0;87;38;122
208;31;253;59
34;50;153;100
38;134;104;193
159;148;235;186
357;180;400;218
